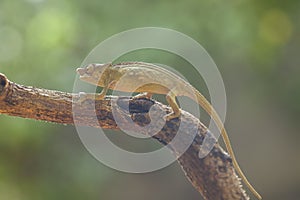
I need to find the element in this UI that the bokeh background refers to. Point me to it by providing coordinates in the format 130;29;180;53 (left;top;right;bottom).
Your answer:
0;0;300;199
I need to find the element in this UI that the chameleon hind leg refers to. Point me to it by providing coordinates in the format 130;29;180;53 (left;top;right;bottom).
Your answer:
133;91;180;121
165;90;181;120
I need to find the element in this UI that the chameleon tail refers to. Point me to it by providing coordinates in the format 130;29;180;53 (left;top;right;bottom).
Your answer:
192;89;262;200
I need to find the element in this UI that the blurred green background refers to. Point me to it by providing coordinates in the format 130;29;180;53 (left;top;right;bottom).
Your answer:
0;0;300;199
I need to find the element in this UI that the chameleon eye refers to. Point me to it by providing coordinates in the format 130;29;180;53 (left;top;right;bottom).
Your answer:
86;65;94;74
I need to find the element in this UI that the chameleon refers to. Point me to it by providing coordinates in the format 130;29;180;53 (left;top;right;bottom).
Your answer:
76;61;262;199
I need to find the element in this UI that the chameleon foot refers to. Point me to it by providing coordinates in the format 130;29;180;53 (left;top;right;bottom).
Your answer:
76;92;105;104
132;92;153;100
76;92;89;104
163;112;181;121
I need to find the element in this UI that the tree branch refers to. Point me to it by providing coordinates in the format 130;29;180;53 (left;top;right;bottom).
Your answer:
0;73;249;200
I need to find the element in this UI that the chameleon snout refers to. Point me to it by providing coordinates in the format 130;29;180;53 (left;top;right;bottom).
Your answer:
76;68;86;76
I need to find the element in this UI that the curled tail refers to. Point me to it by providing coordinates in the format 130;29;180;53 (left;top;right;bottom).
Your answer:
191;89;262;199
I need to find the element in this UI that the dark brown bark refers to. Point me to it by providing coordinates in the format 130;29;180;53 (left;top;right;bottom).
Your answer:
0;73;249;200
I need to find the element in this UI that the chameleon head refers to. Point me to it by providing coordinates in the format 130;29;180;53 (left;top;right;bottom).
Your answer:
76;63;112;86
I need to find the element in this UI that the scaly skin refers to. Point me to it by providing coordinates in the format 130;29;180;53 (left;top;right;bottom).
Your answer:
76;62;262;200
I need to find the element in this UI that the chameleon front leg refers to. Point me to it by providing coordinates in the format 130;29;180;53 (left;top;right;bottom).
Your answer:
95;81;110;100
165;90;181;120
77;80;113;103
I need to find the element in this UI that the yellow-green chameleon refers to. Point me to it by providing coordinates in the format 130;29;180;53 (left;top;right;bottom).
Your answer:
76;61;262;199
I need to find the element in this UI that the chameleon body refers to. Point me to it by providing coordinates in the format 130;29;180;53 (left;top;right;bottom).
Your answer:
76;62;261;199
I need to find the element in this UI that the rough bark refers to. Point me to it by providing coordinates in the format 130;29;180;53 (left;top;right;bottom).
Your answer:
0;73;249;200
